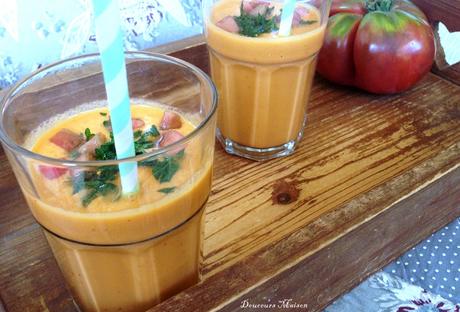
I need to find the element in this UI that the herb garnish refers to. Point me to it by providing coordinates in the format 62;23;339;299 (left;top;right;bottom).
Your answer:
134;125;160;155
140;150;184;184
94;133;117;160
84;128;95;141
234;3;278;37
100;112;107;116
71;165;119;207
158;187;176;194
152;154;181;183
71;134;120;206
299;19;317;25
103;119;111;129
73;123;183;206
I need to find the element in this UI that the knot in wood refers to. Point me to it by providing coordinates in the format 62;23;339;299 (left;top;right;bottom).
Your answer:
271;180;300;205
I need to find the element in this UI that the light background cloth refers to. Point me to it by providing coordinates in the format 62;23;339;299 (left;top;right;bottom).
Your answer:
0;0;202;89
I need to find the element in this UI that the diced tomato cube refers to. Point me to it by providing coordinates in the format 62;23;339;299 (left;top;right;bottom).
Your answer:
49;129;83;152
292;6;310;26
242;0;269;13
216;16;240;33
39;165;68;180
159;112;182;130
132;118;145;129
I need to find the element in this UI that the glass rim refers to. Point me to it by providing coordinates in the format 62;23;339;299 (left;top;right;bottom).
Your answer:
202;0;332;30
0;51;218;168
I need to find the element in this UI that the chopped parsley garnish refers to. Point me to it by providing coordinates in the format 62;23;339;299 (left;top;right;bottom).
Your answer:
73;124;184;206
72;165;119;207
235;3;278;37
99;112;107;116
144;125;160;137
140;150;184;184
152;156;181;183
95;134;117;160
158;187;176;194
134;125;160;155
299;19;317;25
84;128;95;141
71;133;119;206
72;138;120;207
103;120;111;129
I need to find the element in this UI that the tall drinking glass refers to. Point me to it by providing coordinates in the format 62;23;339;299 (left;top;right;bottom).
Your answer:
203;0;331;160
0;52;217;312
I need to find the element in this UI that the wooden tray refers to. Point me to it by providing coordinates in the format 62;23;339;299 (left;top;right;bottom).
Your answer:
1;4;460;311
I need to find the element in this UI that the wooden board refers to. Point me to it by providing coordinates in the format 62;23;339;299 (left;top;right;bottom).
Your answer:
1;45;459;311
412;0;460;32
411;0;460;85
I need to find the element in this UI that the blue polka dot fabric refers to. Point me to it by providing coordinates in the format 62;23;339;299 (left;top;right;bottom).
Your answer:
327;217;460;311
384;218;460;302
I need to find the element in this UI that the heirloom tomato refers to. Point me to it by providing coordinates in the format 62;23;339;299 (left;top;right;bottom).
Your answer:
317;0;435;94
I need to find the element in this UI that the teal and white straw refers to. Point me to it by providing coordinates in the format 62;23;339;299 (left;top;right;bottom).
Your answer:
92;0;138;195
278;0;297;36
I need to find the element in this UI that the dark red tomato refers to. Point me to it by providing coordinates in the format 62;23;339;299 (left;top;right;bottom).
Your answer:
317;0;435;94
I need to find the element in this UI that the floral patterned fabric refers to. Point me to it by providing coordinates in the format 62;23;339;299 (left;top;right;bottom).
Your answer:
0;0;202;89
326;272;460;312
327;216;460;311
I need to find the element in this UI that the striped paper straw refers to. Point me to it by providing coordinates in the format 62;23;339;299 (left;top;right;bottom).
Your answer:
278;0;297;36
92;0;138;195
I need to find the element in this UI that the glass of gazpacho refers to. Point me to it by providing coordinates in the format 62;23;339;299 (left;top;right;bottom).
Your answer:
0;52;217;311
203;0;331;160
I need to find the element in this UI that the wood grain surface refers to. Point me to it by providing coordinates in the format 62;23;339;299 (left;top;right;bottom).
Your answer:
144;70;459;312
1;49;459;311
412;0;460;31
220;165;460;312
202;74;460;278
433;64;460;88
